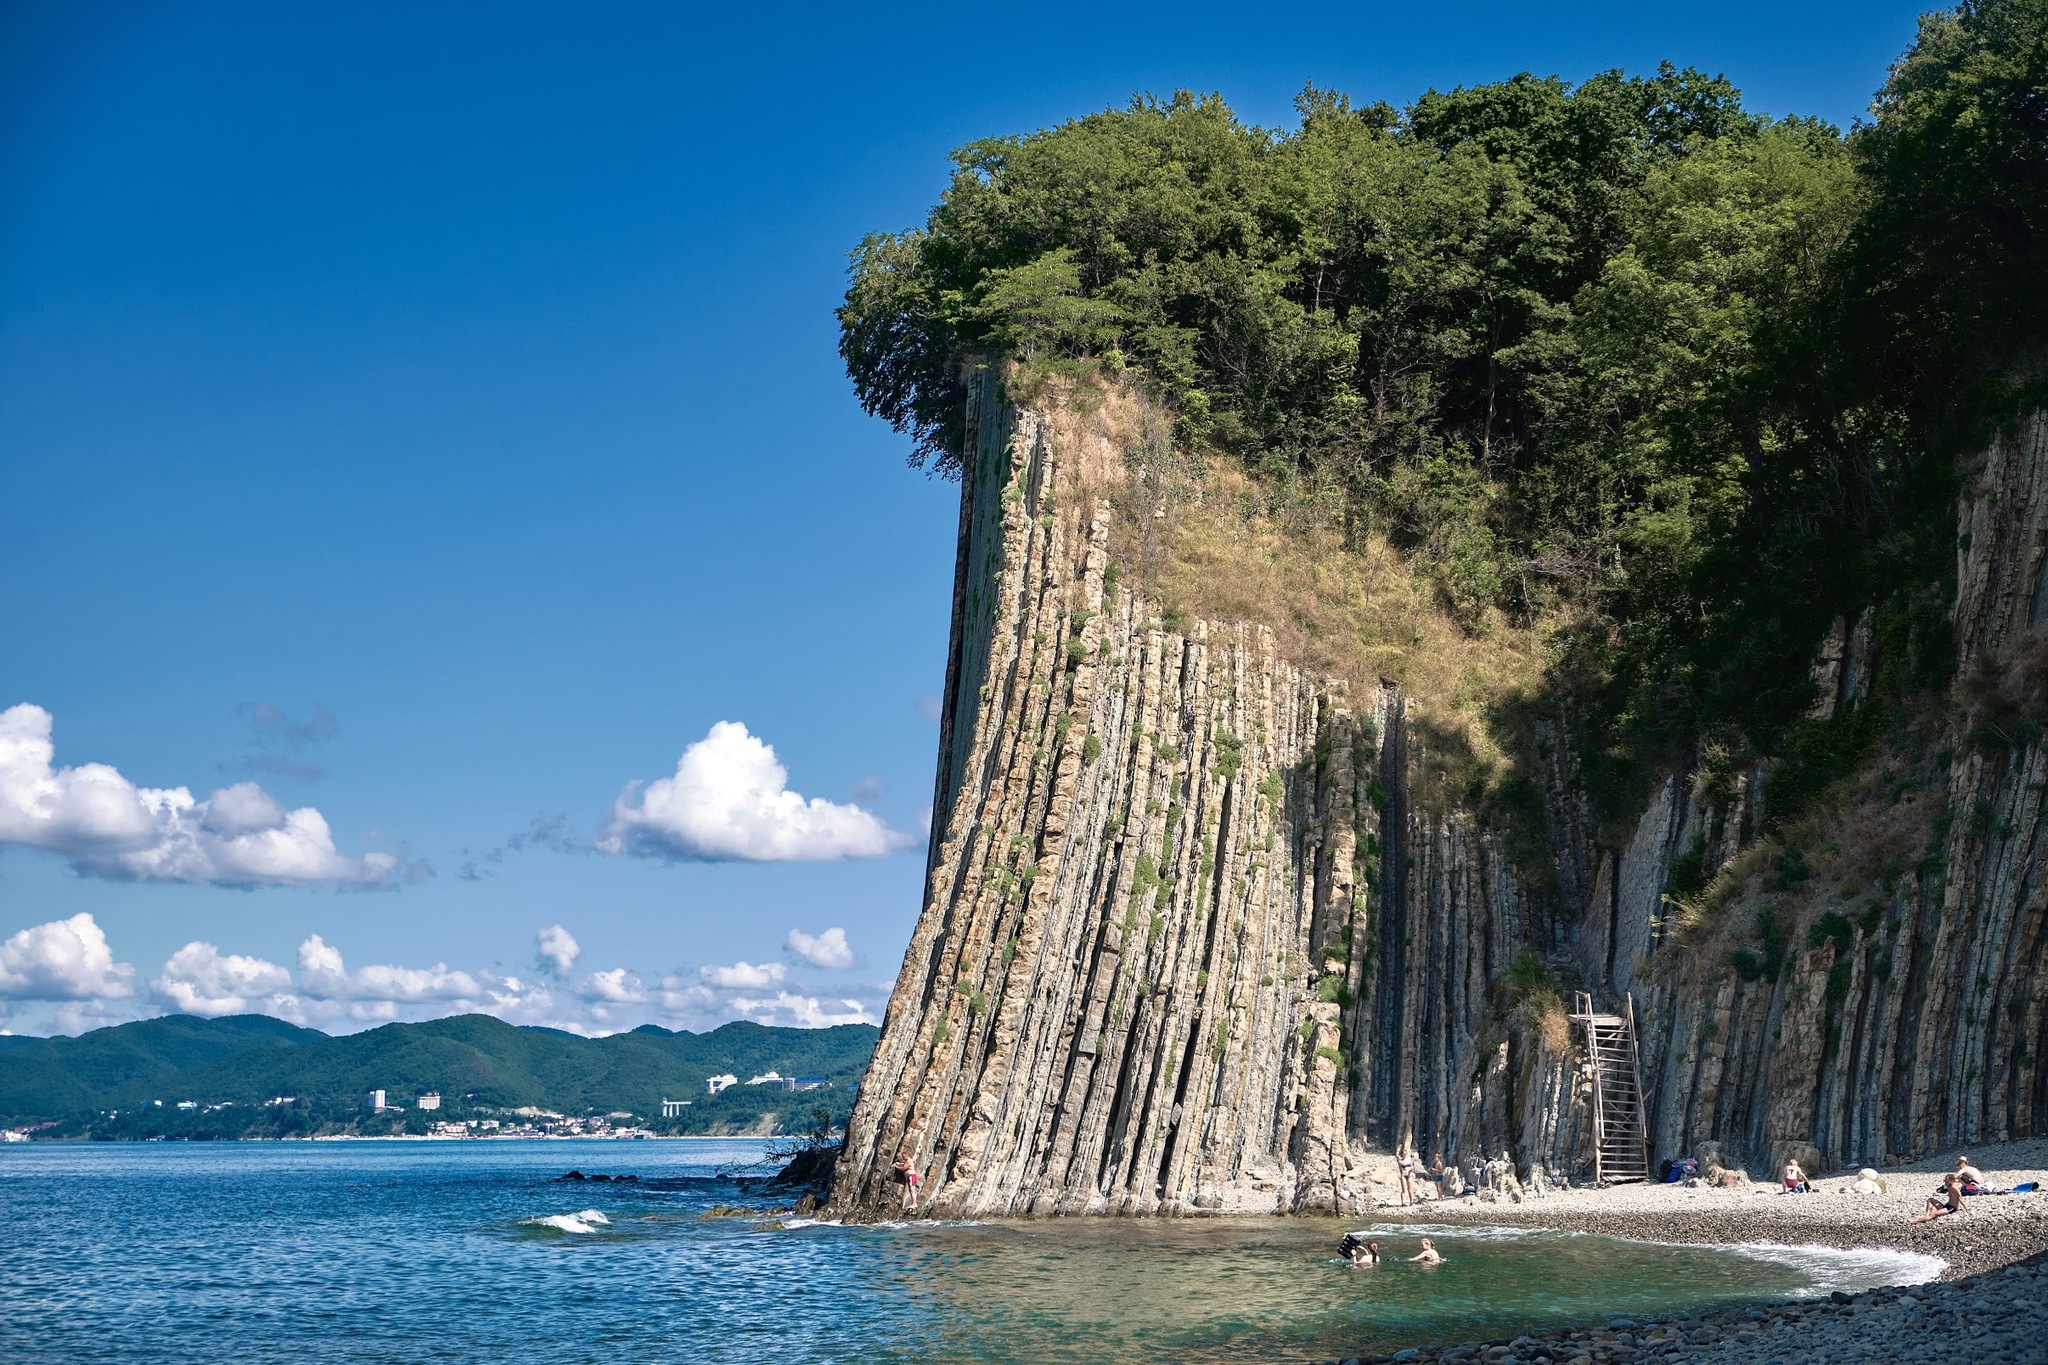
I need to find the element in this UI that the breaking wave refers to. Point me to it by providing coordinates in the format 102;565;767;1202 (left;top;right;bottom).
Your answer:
522;1209;612;1234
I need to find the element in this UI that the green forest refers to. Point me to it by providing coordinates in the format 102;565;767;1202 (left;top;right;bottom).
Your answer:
0;1013;875;1139
841;0;2046;829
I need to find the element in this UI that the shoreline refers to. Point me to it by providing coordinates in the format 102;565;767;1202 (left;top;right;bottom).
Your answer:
1357;1136;2048;1281
1317;1137;2048;1364
1321;1249;2048;1365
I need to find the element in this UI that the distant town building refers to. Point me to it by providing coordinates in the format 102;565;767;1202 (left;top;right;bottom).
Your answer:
744;1071;783;1087
176;1101;198;1110
789;1079;826;1092
661;1098;690;1117
417;1092;441;1111
369;1089;387;1112
705;1074;738;1095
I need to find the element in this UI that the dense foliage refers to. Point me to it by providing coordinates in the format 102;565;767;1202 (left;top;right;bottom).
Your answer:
0;1013;876;1136
842;1;2047;816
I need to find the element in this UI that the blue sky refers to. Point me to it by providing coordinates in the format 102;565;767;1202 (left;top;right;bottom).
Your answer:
0;0;1930;1035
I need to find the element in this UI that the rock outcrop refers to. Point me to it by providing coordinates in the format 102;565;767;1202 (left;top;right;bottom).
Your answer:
833;384;2048;1216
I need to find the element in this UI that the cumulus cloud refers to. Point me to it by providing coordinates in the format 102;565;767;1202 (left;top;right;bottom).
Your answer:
152;942;294;1017
578;967;646;1004
297;934;479;1002
699;959;785;990
0;704;399;887
598;721;909;862
535;924;580;976
0;914;137;1000
726;991;876;1028
785;926;855;970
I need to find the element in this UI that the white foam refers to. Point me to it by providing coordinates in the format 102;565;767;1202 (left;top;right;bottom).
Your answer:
1723;1240;1946;1294
523;1209;612;1234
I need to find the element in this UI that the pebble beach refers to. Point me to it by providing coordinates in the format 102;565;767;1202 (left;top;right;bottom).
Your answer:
1321;1139;2048;1364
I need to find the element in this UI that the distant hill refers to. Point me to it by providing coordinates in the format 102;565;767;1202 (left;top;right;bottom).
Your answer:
0;1014;320;1121
0;1013;877;1137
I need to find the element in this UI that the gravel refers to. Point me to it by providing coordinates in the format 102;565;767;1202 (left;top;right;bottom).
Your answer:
1364;1137;2048;1280
1319;1254;2048;1365
1316;1139;2048;1364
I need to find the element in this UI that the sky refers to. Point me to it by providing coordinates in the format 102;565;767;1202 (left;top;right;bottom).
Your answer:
0;0;1933;1037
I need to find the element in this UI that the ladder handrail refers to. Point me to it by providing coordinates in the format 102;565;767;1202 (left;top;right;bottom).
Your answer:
1624;991;1650;1178
1578;992;1651;1185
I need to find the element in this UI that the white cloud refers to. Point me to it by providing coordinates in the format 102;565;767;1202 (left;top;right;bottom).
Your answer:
535;924;580;976
785;926;855;970
699;959;785;990
0;914;137;1000
0;704;399;887
151;942;294;1017
578;967;646;1004
598;721;910;862
296;934;479;1002
727;992;876;1028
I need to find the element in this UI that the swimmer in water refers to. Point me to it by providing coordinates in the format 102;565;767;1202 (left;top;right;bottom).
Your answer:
1338;1232;1380;1264
1409;1237;1444;1265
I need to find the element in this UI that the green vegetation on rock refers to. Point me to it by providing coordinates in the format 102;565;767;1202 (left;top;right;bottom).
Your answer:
841;0;2047;822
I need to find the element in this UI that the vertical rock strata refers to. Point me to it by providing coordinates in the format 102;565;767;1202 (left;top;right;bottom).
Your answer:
1615;413;2048;1171
835;377;1545;1217
835;389;2048;1215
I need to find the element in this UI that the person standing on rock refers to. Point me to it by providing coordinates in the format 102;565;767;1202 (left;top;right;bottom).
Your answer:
890;1149;921;1212
1427;1151;1446;1198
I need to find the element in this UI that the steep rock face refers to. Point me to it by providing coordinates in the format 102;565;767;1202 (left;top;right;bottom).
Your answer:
834;378;1552;1217
1608;413;2048;1172
837;383;2047;1212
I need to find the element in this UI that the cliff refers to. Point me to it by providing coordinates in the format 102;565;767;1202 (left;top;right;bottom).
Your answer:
836;374;1583;1217
833;384;2045;1218
1613;412;2048;1174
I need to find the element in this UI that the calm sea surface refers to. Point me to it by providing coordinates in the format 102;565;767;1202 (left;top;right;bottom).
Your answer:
1;1140;1941;1362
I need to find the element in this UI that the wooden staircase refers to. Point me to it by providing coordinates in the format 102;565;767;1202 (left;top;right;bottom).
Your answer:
1569;991;1650;1185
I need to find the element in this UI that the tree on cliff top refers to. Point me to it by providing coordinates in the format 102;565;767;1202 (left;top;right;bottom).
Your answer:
839;1;2047;819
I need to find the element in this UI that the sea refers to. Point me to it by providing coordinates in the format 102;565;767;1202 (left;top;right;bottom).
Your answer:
1;1139;1943;1362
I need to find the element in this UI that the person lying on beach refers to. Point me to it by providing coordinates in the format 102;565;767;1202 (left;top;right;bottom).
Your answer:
1409;1238;1443;1265
1338;1232;1380;1265
1911;1173;1966;1223
1781;1159;1811;1194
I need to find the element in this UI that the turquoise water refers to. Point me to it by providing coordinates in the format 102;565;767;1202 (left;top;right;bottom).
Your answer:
0;1141;1940;1362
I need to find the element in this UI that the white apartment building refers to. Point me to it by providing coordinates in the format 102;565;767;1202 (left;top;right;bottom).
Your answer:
416;1092;441;1111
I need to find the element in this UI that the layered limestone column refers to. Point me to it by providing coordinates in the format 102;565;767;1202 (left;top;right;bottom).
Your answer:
832;376;1555;1217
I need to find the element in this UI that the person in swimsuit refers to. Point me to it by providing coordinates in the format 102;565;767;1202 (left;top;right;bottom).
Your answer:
1338;1232;1380;1265
1396;1147;1418;1206
1409;1237;1443;1265
1955;1155;1984;1194
1782;1159;1810;1193
1911;1172;1966;1223
1428;1152;1446;1197
890;1150;921;1211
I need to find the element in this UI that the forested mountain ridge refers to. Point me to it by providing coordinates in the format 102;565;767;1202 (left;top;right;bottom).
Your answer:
0;1013;877;1138
829;2;2047;1216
